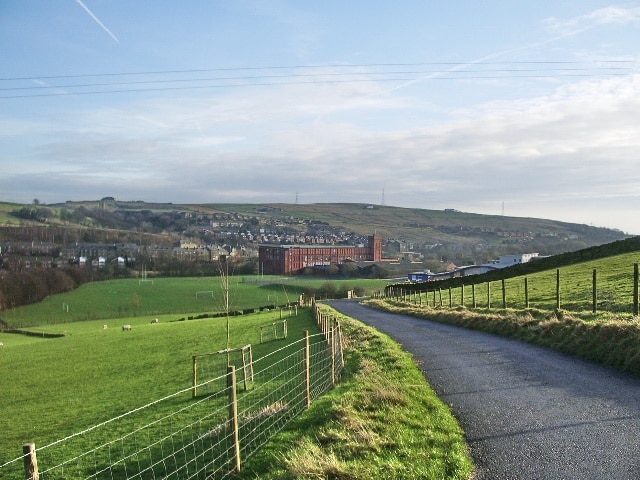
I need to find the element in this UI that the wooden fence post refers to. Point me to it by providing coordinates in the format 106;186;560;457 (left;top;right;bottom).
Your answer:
23;443;39;480
501;279;507;309
634;263;639;316
336;322;344;369
448;287;452;307
556;269;561;310
472;283;476;308
487;282;491;309
524;277;529;309
192;356;198;398
330;321;336;386
592;269;597;314
304;330;311;408
227;366;241;474
461;284;465;307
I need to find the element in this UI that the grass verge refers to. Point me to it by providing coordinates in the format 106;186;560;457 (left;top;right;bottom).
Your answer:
365;299;640;377
239;305;474;480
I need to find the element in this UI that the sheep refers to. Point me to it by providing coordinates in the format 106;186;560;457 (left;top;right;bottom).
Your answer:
0;342;3;347
103;325;108;330
151;318;159;324
122;324;132;331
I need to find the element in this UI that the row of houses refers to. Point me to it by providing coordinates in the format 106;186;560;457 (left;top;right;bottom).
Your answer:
2;234;386;274
201;227;365;247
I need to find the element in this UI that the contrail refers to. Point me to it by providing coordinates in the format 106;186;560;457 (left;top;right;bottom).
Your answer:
381;29;587;96
75;0;120;44
378;12;598;96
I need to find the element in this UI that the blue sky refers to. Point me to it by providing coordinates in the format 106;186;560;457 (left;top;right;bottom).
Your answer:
1;1;639;233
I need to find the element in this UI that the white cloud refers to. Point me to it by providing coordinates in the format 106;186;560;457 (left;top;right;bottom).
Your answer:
2;69;639;232
544;6;640;34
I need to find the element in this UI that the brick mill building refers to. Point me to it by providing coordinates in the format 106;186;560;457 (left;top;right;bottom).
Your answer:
259;235;383;275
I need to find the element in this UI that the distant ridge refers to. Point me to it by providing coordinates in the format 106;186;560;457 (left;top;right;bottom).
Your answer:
1;200;628;259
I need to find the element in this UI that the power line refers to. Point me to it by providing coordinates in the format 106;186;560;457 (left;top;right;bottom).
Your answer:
2;74;636;99
0;61;636;99
1;60;635;82
1;67;634;92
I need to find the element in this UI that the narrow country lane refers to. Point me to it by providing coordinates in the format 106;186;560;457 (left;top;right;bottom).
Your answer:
329;300;640;480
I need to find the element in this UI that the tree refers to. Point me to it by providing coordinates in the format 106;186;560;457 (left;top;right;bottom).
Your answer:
319;282;337;299
339;261;360;277
325;264;339;276
366;264;389;279
216;256;233;365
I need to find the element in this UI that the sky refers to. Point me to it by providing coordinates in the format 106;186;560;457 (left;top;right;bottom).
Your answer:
1;1;639;234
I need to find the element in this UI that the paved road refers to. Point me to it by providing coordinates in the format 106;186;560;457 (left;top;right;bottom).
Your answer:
329;300;640;480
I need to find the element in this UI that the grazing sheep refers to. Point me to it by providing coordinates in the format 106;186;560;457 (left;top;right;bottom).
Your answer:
0;342;3;347
122;324;132;331
103;325;108;330
151;318;159;324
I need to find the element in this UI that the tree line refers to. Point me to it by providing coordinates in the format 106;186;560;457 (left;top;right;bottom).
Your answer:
0;265;106;315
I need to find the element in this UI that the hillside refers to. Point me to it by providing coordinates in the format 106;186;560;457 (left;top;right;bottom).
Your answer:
0;200;627;265
197;202;624;246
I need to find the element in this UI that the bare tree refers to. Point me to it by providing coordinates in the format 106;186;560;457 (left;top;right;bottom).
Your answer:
216;256;232;365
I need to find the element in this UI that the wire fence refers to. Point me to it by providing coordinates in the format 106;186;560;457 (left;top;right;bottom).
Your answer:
386;264;640;315
2;305;343;480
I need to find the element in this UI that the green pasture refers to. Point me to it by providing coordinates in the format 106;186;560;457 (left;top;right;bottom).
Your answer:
0;307;319;465
0;202;21;225
407;251;640;316
2;276;389;328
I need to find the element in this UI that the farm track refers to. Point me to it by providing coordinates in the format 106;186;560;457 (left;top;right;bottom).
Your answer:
329;300;640;480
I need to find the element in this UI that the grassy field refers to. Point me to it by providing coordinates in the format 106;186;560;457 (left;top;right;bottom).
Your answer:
1;276;389;328
517;251;639;312
0;202;23;225
1;277;474;479
0;307;319;465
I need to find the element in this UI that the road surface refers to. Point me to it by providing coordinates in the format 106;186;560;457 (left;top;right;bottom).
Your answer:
329;300;640;480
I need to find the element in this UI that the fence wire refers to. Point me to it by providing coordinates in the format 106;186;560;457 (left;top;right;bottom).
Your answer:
1;308;343;480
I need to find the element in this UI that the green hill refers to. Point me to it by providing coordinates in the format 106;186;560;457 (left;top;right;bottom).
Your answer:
200;202;624;245
0;200;628;266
